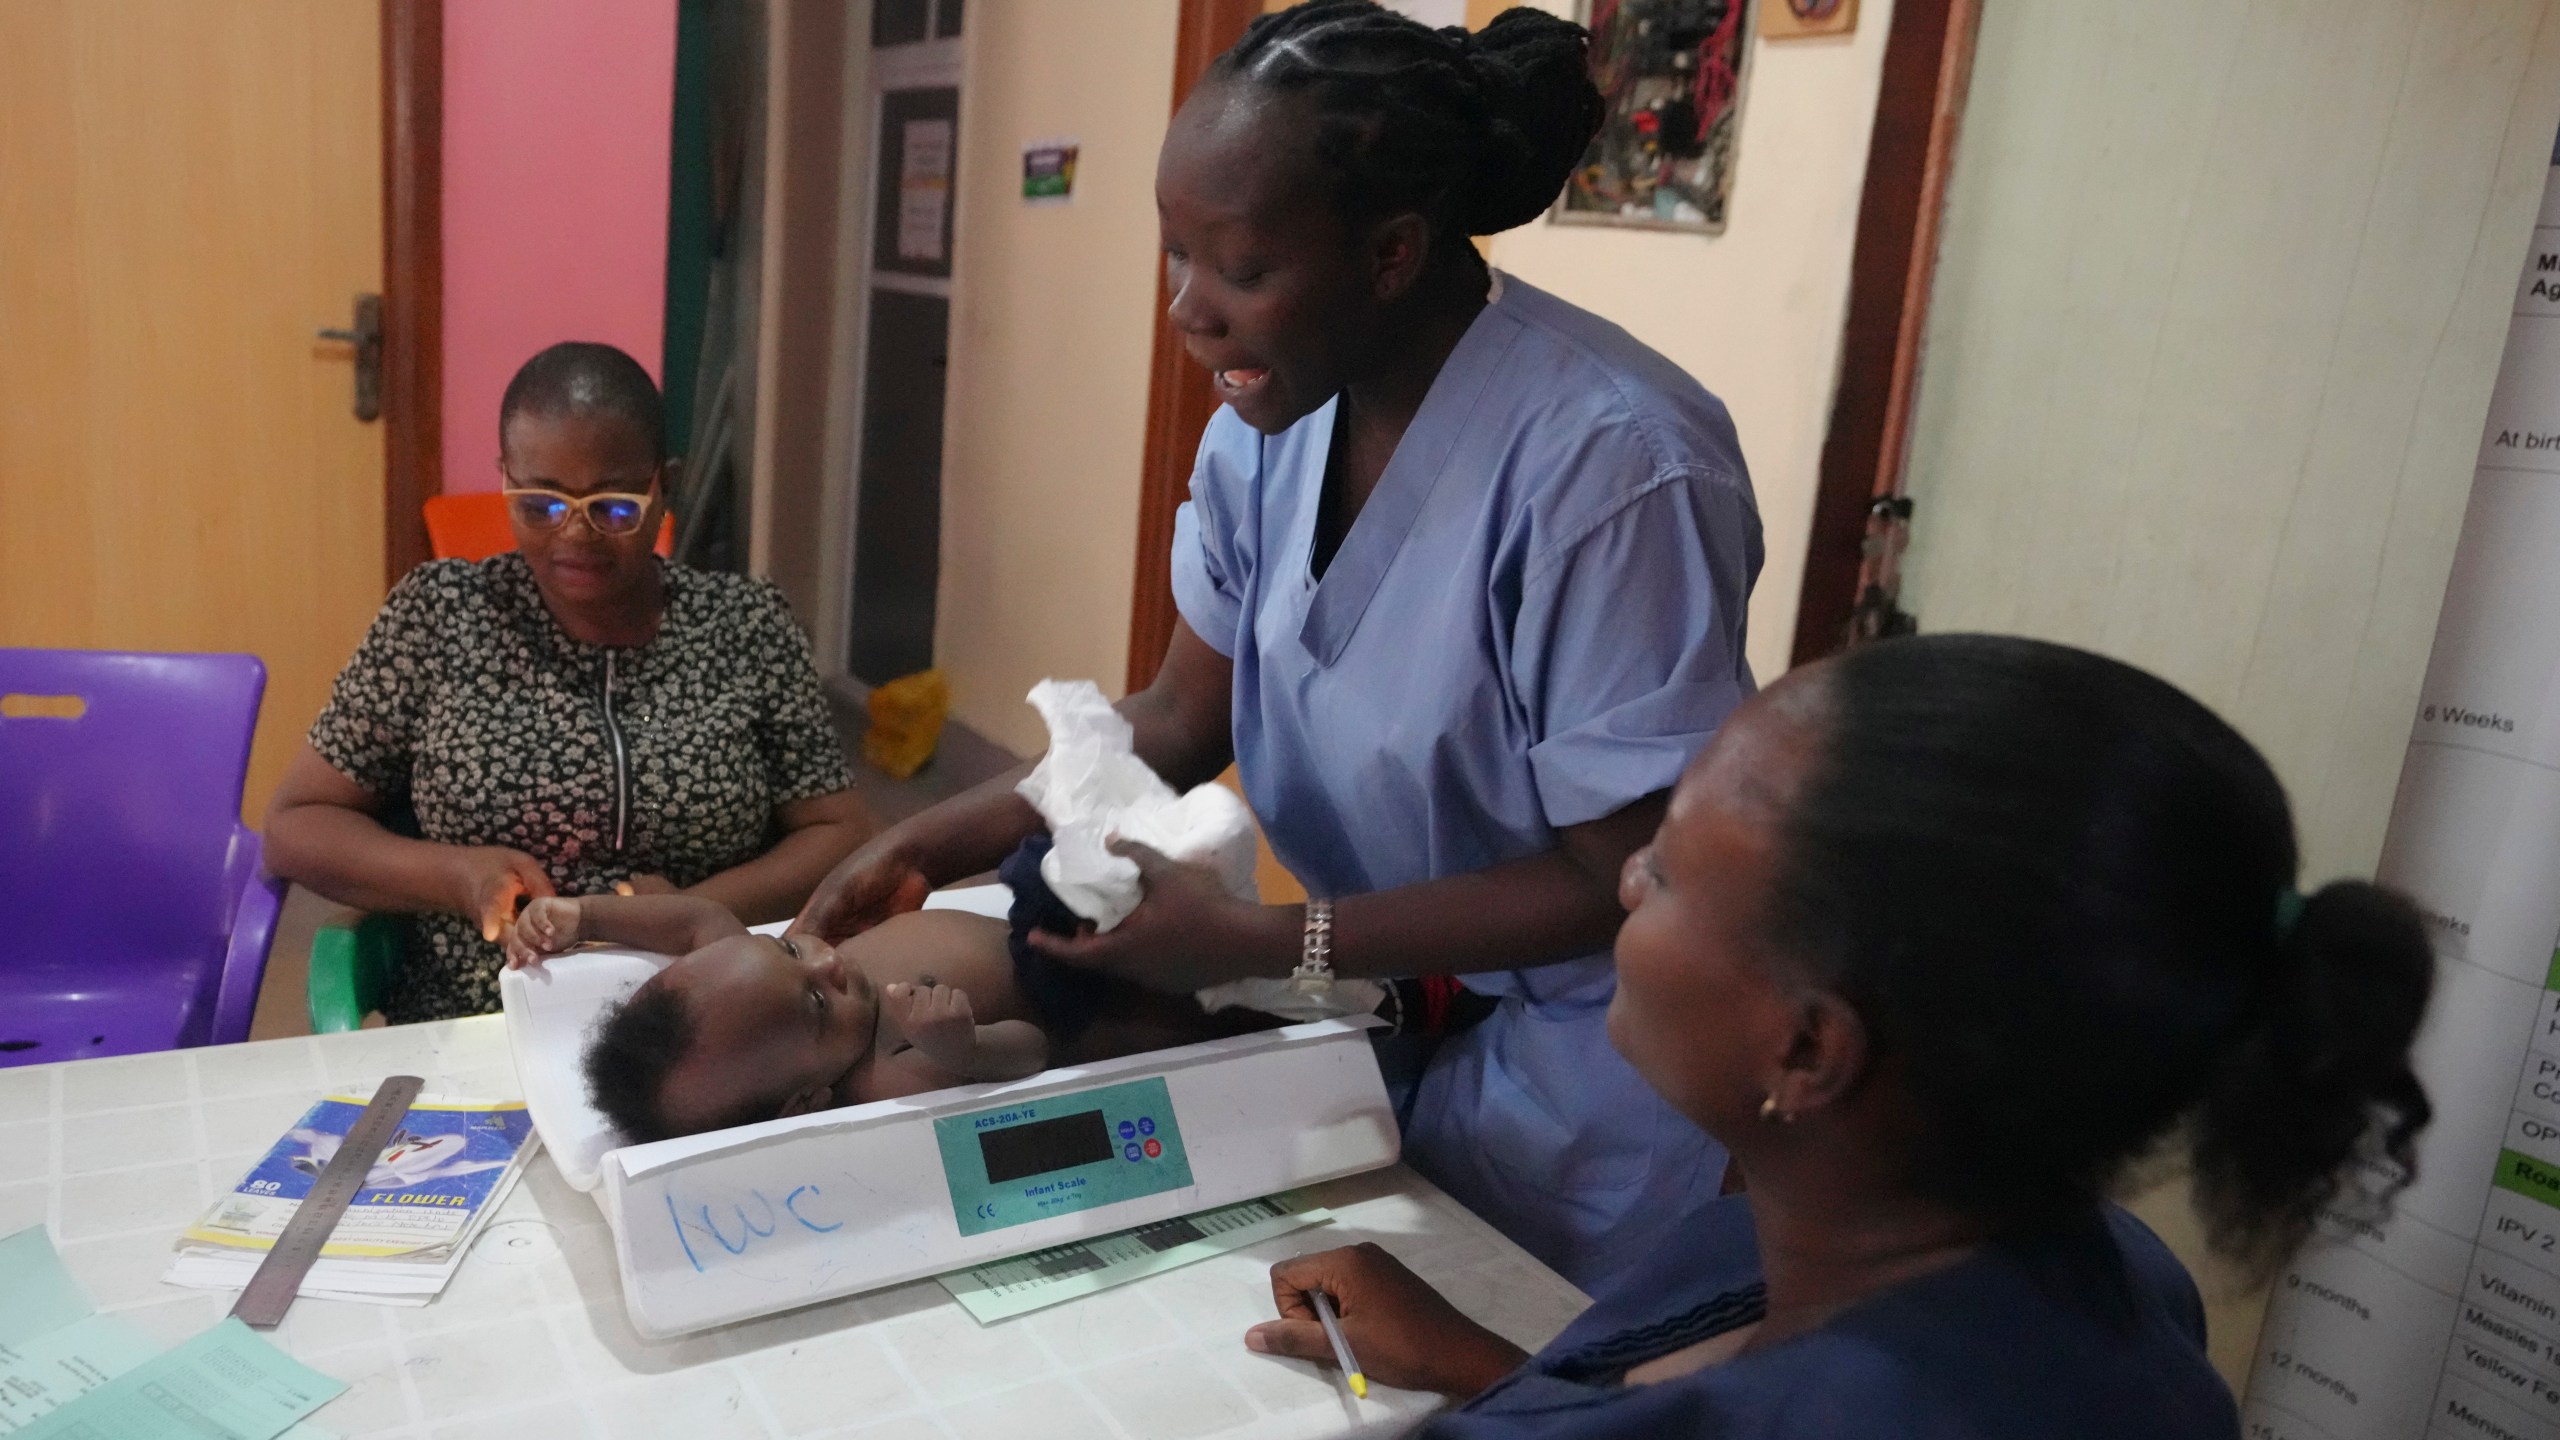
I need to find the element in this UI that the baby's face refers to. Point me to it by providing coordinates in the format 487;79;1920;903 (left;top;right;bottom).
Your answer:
655;933;878;1132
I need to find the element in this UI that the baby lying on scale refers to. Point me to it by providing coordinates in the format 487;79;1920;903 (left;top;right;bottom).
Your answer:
523;682;1481;1145
507;838;1275;1143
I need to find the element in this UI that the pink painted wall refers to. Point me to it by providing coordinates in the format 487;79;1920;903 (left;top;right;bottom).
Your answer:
442;0;677;493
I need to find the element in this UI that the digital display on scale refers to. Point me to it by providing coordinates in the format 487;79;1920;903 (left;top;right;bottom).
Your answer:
977;1109;1112;1183
934;1076;1195;1237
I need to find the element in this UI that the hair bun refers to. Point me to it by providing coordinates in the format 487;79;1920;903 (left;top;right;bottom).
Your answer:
1458;9;1603;234
2191;879;2434;1274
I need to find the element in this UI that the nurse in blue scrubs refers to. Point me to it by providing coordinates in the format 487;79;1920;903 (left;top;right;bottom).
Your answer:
1243;636;2436;1437
798;2;1760;1292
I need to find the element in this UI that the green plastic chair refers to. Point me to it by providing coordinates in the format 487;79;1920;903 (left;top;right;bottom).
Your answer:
305;799;423;1033
306;913;404;1032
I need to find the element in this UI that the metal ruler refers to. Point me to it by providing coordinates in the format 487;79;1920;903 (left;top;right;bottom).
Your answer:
228;1073;423;1328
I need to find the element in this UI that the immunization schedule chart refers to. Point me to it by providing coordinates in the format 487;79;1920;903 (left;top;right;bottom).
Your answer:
2246;147;2560;1440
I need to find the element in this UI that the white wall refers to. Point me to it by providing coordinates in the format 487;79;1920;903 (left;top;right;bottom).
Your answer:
934;0;1181;755
1490;1;1896;683
1899;0;2560;886
1890;0;2560;1386
928;1;1894;748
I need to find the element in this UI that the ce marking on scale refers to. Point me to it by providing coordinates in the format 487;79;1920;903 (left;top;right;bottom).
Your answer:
974;1202;1000;1221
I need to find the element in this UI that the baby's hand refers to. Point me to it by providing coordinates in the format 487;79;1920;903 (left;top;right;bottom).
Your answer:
505;896;584;970
885;981;979;1073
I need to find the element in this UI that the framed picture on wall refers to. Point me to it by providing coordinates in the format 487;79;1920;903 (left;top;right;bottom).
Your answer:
1761;0;1856;40
1555;0;1757;233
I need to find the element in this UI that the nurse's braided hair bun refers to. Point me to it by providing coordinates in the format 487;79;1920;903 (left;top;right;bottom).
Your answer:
1218;1;1603;240
1768;634;2435;1278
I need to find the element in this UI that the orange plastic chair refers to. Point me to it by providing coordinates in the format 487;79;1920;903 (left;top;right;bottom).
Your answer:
422;492;675;562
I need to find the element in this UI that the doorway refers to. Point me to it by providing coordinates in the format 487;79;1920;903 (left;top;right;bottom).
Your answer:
845;1;965;686
0;0;409;818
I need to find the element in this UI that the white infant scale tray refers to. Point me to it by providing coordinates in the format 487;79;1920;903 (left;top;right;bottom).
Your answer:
498;886;1400;1338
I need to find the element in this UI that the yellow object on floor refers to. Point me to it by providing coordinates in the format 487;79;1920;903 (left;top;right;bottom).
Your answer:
863;668;950;779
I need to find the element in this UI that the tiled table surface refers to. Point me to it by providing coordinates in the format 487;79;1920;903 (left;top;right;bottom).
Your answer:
0;1018;1590;1440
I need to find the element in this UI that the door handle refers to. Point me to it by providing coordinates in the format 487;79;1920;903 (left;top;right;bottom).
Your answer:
316;293;383;422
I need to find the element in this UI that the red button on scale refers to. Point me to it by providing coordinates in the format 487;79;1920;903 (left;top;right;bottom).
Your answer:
1143;1139;1162;1159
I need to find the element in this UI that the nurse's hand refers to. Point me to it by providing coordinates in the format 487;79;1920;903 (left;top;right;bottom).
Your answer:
795;839;934;941
1248;1243;1529;1400
1025;840;1293;992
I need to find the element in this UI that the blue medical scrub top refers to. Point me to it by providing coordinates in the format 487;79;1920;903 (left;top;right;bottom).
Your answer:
1424;1198;2236;1439
1170;273;1764;1292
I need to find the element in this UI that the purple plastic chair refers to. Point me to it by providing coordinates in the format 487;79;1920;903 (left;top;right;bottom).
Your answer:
0;648;285;1067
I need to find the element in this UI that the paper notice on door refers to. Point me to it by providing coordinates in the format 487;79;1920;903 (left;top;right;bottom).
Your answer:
898;119;954;262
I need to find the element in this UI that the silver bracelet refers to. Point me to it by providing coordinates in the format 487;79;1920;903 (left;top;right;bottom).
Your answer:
1292;898;1336;999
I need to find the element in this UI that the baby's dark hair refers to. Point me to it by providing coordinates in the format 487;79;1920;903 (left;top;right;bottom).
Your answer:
1212;1;1603;247
1768;634;2434;1275
583;979;780;1143
499;341;666;460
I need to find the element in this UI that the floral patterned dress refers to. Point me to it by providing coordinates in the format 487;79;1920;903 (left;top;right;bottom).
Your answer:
308;554;852;1021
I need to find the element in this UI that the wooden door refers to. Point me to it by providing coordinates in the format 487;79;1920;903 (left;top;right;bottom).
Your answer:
0;1;387;820
1125;0;1266;696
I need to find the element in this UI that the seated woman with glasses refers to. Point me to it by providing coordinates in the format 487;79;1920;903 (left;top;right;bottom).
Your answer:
264;341;871;1023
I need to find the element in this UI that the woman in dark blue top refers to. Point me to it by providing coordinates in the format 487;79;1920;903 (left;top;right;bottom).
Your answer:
1243;634;2440;1437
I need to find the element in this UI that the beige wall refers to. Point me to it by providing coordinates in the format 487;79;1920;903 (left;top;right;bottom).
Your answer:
1891;0;2560;1386
752;0;854;637
1489;0;1895;683
1901;0;2560;888
934;0;1180;755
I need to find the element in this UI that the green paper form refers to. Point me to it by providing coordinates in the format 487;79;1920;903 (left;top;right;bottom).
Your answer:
937;1192;1332;1323
0;1226;343;1440
0;1227;93;1347
0;1314;161;1432
14;1321;343;1440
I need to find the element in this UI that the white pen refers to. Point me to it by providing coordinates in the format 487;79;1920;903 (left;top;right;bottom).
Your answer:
1309;1288;1368;1400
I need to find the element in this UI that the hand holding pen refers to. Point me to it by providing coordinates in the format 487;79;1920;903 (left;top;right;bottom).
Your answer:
1311;1288;1369;1398
1248;1243;1531;1402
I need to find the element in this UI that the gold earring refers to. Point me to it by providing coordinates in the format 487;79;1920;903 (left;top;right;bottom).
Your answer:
1759;1094;1782;1123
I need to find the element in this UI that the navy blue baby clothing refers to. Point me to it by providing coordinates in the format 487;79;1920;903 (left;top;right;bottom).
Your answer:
996;834;1111;1044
